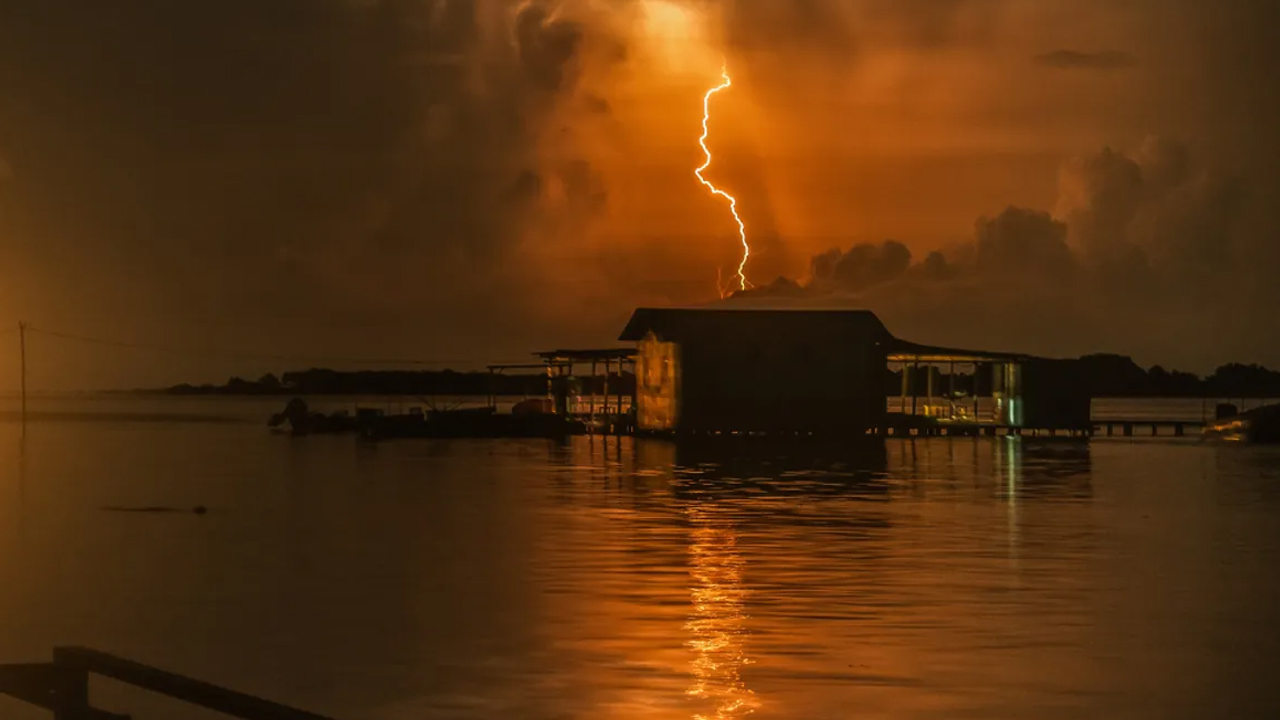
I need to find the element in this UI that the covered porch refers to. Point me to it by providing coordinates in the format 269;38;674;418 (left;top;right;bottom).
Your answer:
488;349;637;428
888;340;1035;427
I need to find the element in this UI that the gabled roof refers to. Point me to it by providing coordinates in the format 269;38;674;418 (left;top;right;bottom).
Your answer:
888;338;1041;363
534;348;636;362
618;307;892;343
616;307;1051;363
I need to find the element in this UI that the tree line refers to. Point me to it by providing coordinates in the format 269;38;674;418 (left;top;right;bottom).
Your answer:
160;355;1280;399
164;368;637;397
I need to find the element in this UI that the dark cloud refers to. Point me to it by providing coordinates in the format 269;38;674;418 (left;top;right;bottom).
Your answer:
974;207;1074;280
720;0;857;57
515;3;586;92
731;276;809;301
1058;137;1248;290
0;0;644;388
810;240;912;293
1055;147;1144;267
1033;50;1137;70
0;0;621;319
1;0;1280;387
582;94;612;114
726;137;1275;370
918;251;957;282
720;0;995;54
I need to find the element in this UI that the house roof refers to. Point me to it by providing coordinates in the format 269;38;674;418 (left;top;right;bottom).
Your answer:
534;348;637;362
617;307;1048;363
618;307;892;343
887;338;1041;363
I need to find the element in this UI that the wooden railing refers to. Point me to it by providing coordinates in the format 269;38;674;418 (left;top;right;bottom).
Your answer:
0;647;335;720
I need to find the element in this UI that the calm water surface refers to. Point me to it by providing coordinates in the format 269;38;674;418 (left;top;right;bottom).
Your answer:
1;397;1279;719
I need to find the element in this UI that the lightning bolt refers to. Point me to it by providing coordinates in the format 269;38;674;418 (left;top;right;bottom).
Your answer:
696;68;752;295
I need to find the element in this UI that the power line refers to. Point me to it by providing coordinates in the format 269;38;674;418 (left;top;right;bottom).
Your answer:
23;326;499;368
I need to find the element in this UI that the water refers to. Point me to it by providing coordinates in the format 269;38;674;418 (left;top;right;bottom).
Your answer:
1;397;1279;719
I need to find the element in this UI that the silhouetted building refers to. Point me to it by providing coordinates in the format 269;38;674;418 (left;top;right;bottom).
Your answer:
619;308;894;433
1020;359;1092;429
618;307;1091;435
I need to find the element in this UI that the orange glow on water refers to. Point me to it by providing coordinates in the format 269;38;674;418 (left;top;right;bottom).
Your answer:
685;507;758;719
696;68;752;295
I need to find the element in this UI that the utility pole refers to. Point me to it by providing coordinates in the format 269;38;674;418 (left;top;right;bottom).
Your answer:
18;321;26;430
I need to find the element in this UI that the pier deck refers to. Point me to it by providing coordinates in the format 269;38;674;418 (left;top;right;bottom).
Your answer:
875;419;1203;438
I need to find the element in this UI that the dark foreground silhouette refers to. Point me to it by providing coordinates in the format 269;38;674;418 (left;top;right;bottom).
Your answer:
0;646;332;720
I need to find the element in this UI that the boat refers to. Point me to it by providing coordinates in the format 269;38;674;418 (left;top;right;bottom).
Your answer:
1202;402;1280;444
270;398;600;441
268;398;359;436
356;405;584;440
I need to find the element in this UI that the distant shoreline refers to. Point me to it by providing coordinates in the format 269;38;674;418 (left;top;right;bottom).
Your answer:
146;368;636;399
125;355;1280;400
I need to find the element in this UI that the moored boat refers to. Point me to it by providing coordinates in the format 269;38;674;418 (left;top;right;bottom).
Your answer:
1203;402;1280;444
268;398;359;436
356;405;584;440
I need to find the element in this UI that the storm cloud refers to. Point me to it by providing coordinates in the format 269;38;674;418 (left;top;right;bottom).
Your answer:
0;0;629;376
1;0;1279;388
727;137;1276;370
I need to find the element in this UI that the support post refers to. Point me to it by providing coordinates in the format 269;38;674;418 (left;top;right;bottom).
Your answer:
618;360;626;422
973;363;980;421
19;321;26;430
545;363;553;406
591;361;598;418
925;363;934;416
51;648;90;720
601;360;610;417
899;363;908;413
911;360;919;416
948;361;955;419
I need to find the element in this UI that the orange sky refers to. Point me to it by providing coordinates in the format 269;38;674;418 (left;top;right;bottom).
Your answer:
0;0;1277;388
537;0;1162;290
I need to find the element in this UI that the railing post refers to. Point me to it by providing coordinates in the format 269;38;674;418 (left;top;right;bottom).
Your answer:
51;649;90;720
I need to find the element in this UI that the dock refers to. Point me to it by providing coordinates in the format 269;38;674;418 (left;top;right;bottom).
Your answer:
0;646;333;720
1092;419;1205;437
875;418;1203;438
264;306;1263;442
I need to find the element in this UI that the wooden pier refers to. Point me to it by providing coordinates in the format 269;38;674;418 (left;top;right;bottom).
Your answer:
867;409;1213;439
875;419;1204;438
0;647;333;720
878;423;1091;438
1091;418;1205;437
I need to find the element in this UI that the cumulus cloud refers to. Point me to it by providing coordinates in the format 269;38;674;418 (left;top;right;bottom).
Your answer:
974;207;1073;279
723;137;1272;370
1034;50;1137;70
810;240;912;293
1057;136;1247;291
